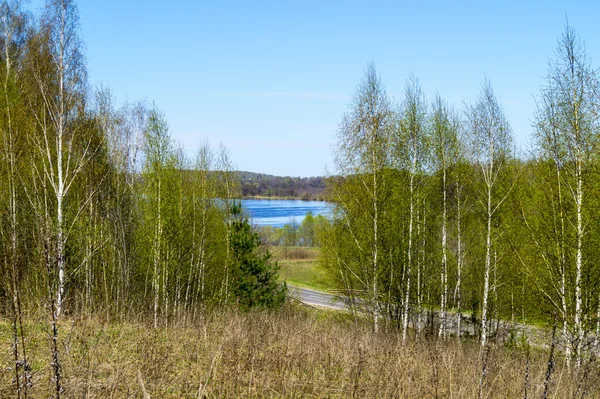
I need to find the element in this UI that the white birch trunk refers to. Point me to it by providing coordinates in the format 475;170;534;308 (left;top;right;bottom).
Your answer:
574;155;583;367
372;166;379;333
481;184;492;349
416;205;422;333
56;124;65;317
54;4;68;318
596;293;600;347
199;196;208;304
153;179;161;328
439;167;448;338
402;170;416;343
184;189;195;317
555;163;571;368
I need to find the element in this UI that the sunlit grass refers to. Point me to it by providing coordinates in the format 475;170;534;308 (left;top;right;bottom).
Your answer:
269;246;335;292
1;307;587;398
278;259;333;292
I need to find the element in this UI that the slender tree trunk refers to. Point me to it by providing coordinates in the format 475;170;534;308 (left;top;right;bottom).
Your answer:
402;170;416;343
372;166;379;333
193;176;210;312
153;179;161;328
554;162;571;368
45;224;62;399
222;169;232;304
574;154;583;367
184;188;196;318
9;154;24;399
55;14;67;318
85;198;92;312
440;167;448;338
2;14;28;394
481;184;492;349
10;273;23;399
416;206;422;333
199;206;208;304
493;250;499;340
56;157;65;316
596;293;600;347
184;253;193;315
455;181;463;338
164;248;168;327
386;248;394;329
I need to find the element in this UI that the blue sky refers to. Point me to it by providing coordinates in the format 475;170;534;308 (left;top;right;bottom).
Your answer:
30;1;600;176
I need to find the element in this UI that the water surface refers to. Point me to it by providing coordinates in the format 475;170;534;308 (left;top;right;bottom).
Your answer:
241;199;331;228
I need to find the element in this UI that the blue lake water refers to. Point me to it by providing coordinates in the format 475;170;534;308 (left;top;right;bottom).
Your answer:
241;199;331;228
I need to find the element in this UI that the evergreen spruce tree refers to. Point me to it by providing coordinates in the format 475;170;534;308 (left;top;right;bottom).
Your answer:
229;202;286;309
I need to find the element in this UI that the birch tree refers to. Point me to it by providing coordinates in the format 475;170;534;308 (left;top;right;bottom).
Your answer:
95;90;147;313
430;93;460;338
216;144;237;304
329;63;394;332
0;1;30;394
532;23;599;367
466;78;513;349
454;166;467;338
393;74;428;342
30;0;88;317
182;142;226;314
142;106;174;328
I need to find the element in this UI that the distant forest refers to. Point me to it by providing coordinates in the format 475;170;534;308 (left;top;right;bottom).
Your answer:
237;171;326;200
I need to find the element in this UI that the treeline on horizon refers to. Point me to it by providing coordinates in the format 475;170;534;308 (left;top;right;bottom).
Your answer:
319;22;600;370
238;171;326;200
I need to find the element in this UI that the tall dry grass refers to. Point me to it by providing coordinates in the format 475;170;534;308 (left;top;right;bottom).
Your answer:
1;306;598;398
271;246;319;261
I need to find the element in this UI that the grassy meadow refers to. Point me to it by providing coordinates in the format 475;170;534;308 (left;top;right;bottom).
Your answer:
2;306;595;398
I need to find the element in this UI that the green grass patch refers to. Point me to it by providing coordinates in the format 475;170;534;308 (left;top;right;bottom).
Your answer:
269;246;335;292
277;259;333;292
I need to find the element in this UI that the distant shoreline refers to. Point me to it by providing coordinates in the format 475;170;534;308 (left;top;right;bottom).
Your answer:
242;195;327;201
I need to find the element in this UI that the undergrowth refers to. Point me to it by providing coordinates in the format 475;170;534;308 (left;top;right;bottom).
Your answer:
1;305;597;398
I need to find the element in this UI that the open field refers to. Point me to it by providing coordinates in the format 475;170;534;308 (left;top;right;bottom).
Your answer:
277;259;332;292
270;246;333;292
2;307;597;398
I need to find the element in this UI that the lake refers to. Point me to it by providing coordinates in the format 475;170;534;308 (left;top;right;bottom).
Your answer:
241;199;331;228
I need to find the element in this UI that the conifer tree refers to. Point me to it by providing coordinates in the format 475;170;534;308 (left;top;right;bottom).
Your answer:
229;202;286;309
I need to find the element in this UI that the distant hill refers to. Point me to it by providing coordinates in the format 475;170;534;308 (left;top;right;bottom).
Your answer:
237;171;326;200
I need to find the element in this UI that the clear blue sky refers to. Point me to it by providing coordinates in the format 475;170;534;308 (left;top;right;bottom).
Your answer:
30;1;600;177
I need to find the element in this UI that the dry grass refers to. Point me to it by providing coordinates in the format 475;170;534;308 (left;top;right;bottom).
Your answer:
270;246;320;262
1;306;598;398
